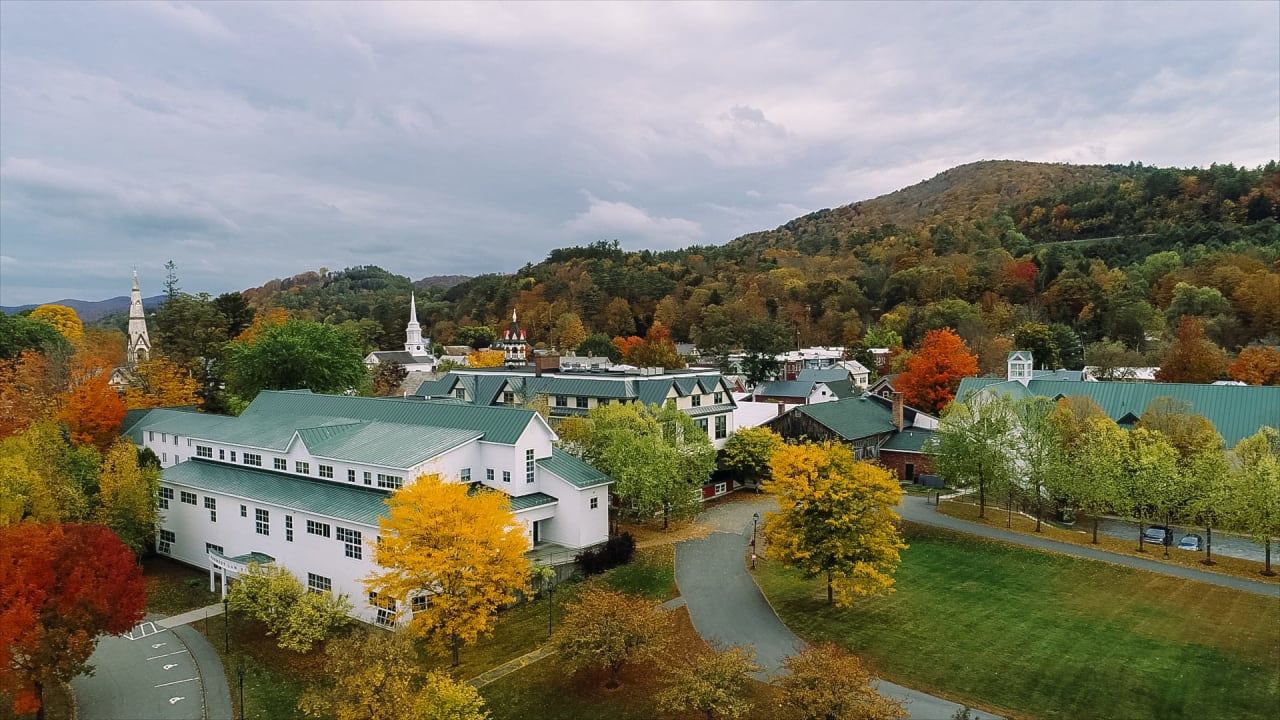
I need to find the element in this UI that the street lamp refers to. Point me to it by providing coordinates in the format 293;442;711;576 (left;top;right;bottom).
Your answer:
752;512;760;569
222;596;229;652
236;664;245;720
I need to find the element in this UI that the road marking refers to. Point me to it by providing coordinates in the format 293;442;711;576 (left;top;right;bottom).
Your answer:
151;642;167;649
146;650;189;661
163;663;179;670
155;678;198;688
169;697;185;705
125;622;166;641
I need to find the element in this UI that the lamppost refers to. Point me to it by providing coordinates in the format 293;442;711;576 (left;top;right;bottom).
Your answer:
236;664;245;720
222;596;230;652
751;512;760;569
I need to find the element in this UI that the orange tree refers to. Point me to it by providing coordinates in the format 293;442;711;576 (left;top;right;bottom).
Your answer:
1156;316;1226;383
1228;346;1280;385
56;361;126;451
896;327;979;415
0;523;145;720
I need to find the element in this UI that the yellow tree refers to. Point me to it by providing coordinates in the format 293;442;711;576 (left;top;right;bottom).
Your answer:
658;644;761;720
764;442;907;606
365;474;529;665
30;304;83;343
96;439;160;554
467;349;506;368
775;642;908;720
124;354;202;409
552;587;671;689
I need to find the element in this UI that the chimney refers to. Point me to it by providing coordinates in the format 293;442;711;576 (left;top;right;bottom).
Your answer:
777;402;786;417
891;391;904;431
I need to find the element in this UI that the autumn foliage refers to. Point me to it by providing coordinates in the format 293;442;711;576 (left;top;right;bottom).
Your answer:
56;361;127;451
124;354;202;409
1228;346;1280;386
29;304;84;343
1156;316;1227;384
0;523;145;718
896;328;979;414
466;349;506;368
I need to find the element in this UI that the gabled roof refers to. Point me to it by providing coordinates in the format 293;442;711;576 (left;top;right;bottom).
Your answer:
367;351;428;365
754;381;815;399
241;390;538;445
797;368;849;383
537;449;612;489
823;379;860;400
295;421;483;468
882;428;935;453
777;397;897;441
163;459;391;526
956;378;1280;447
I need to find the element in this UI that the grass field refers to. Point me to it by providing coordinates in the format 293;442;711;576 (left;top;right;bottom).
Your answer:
755;522;1280;720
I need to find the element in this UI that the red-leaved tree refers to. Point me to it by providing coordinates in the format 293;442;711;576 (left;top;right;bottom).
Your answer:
1155;316;1227;384
897;328;980;414
0;523;146;719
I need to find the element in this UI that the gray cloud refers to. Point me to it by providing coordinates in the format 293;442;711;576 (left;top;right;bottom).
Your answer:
1;0;1276;305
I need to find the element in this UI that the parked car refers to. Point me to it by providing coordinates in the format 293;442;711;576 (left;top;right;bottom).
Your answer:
1178;534;1204;551
1142;525;1171;545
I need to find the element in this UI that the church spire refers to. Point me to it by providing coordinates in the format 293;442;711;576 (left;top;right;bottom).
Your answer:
126;270;151;366
404;293;426;356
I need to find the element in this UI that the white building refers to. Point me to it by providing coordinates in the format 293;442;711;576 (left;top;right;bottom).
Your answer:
364;294;438;372
126;390;611;625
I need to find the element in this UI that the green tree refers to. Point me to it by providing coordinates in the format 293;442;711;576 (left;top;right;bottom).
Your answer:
365;474;529;665
931;394;1014;518
764;442;907;605
1047;411;1124;543
228;563;351;652
222;319;370;401
552;587;671;689
775;642;908;720
454;325;497;349
1013;322;1060;370
721;427;784;484
0;312;66;360
1117;428;1180;554
658;644;761;720
577;332;621;362
1225;428;1280;575
1006;396;1062;531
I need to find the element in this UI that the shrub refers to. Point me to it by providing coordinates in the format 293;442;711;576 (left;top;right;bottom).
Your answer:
575;532;636;575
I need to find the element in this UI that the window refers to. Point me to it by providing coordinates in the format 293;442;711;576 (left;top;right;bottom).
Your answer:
187;438;192;447
369;592;395;627
460;468;471;482
307;573;332;593
274;458;287;471
363;471;372;486
555;395;567;407
503;470;511;483
162;452;167;464
715;415;727;440
295;461;310;475
158;529;174;554
180;490;196;505
486;469;495;482
696;418;708;433
285;515;294;542
714;391;723;404
575;396;588;409
319;465;334;479
162;433;167;443
692;394;702;407
219;449;225;460
526;449;535;483
174;434;179;445
377;474;403;490
244;453;262;467
240;504;247;517
149;431;155;441
255;508;270;535
337;527;362;559
196;445;213;458
411;595;427;614
307;520;331;537
159;487;173;509
714;482;727;495
205;496;216;522
205;542;223;555
453;388;465;399
590;497;599;510
348;469;356;483
503;390;514;404
230;451;236;462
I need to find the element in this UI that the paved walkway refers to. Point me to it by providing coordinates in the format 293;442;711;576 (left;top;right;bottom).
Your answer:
469;646;558;688
73;613;232;720
898;496;1280;598
158;603;227;629
675;494;1001;720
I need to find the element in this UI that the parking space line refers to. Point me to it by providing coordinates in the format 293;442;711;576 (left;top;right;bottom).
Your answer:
145;649;190;661
155;677;199;688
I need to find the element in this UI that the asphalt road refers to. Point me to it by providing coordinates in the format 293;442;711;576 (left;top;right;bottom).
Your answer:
72;616;232;720
676;495;1002;720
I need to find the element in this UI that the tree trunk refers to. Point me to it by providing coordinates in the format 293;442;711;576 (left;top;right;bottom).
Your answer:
1034;486;1042;532
606;662;622;689
978;471;986;518
451;633;460;666
1265;539;1274;577
1092;516;1099;544
1006;488;1014;528
34;680;44;720
826;571;833;605
1204;525;1214;565
663;502;669;530
1163;514;1172;559
1138;520;1145;552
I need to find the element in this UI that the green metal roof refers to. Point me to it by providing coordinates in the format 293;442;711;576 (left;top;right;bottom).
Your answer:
126;409;238;444
241;390;537;445
162;459;392;526
296;422;483;468
755;381;815;398
538;449;613;489
509;492;559;512
824;379;860;400
686;403;736;418
228;552;275;565
882;429;935;453
957;378;1280;447
540;376;636;399
786;397;898;441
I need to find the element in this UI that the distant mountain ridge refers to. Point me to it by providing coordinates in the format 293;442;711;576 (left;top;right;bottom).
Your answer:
1;294;166;322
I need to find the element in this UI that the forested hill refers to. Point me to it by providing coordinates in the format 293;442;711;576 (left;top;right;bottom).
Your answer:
166;160;1278;379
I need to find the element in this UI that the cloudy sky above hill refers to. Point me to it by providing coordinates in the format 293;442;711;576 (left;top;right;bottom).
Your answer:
1;1;1277;305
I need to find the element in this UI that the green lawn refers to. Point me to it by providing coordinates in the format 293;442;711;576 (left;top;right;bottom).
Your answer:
755;523;1280;720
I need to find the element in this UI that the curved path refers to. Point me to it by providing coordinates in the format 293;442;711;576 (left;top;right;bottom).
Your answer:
897;496;1279;598
73;612;231;720
676;495;1001;720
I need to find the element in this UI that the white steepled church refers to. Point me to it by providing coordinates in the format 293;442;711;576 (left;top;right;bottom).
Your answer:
110;271;153;389
364;293;439;373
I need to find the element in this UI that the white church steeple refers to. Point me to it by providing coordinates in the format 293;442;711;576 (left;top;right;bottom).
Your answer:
404;293;428;356
126;270;151;366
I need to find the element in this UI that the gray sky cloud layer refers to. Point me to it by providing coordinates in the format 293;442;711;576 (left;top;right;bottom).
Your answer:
1;1;1277;305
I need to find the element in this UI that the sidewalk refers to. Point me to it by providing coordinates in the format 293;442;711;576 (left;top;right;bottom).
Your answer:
157;602;227;629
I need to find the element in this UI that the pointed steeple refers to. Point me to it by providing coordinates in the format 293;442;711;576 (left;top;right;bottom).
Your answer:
126;270;151;366
405;293;426;356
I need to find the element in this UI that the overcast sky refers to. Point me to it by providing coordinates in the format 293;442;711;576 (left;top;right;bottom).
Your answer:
1;1;1277;306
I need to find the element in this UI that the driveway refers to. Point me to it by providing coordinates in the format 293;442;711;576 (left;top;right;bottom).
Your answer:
676;494;1001;720
72;615;232;720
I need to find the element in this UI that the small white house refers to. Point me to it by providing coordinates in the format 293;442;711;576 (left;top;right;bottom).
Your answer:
126;390;611;626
